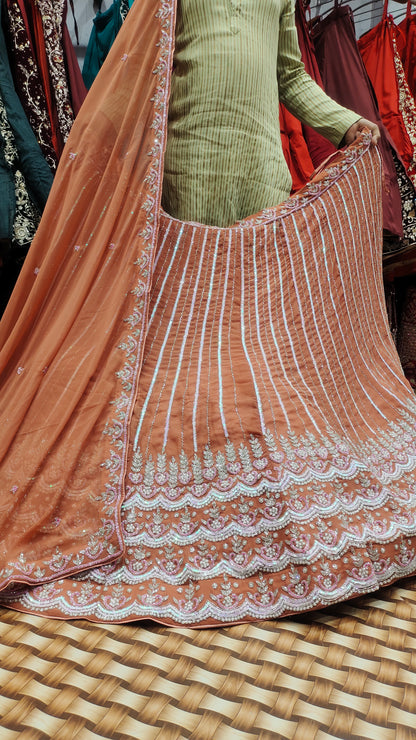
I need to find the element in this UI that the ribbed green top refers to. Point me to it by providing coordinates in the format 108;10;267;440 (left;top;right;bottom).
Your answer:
162;0;359;227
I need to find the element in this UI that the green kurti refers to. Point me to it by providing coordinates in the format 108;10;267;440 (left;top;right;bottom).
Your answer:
162;0;359;227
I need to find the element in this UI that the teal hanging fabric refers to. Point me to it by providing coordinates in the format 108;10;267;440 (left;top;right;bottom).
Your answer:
82;0;123;90
82;0;135;89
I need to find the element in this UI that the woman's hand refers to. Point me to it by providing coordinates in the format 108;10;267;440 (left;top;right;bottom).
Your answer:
344;118;381;146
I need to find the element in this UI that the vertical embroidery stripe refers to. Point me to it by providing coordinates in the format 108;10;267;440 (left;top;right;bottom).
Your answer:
264;221;322;433
280;217;345;431
163;228;207;450
251;225;291;429
133;223;189;450
240;228;266;434
331;179;406;410
192;229;220;450
217;230;233;439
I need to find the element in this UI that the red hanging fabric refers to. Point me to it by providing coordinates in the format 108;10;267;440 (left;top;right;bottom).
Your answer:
279;103;315;193
62;23;88;116
311;2;403;238
398;2;416;100
62;0;87;117
358;0;416;187
279;0;337;191
294;0;336;168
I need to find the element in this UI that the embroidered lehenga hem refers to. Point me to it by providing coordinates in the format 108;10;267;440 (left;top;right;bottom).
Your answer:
1;0;416;627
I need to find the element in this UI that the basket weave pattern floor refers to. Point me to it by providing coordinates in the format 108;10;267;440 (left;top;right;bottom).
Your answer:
1;581;416;739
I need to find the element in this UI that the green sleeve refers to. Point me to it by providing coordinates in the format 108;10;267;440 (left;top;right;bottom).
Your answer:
277;0;360;146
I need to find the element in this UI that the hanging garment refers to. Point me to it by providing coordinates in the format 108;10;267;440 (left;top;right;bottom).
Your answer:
36;0;76;151
0;2;53;312
3;0;58;170
384;154;416;261
398;2;416;100
120;0;133;22
61;3;88;117
294;0;336;168
397;279;416;391
0;111;40;317
1;0;416;627
4;0;79;164
0;3;53;234
82;0;125;89
358;0;416;188
23;0;64;158
279;0;335;181
62;25;87;117
312;2;403;239
0;96;41;248
6;0;65;159
279;102;315;192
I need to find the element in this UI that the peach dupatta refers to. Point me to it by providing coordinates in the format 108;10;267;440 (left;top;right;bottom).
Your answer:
0;0;175;583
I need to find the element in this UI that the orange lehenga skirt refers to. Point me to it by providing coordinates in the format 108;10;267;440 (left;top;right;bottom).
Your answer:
1;0;416;626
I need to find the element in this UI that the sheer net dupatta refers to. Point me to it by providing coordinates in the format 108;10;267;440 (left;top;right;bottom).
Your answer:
0;0;176;588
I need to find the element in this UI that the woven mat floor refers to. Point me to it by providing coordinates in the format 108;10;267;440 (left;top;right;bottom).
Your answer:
1;581;416;739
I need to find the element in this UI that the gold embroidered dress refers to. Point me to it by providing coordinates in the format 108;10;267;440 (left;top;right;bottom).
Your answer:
0;1;416;627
